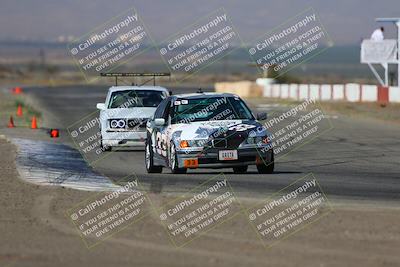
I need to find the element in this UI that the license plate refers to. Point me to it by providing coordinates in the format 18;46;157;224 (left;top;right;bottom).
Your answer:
184;159;198;168
218;150;238;161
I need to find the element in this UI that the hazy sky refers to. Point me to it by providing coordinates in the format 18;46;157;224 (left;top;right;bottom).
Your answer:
0;0;399;44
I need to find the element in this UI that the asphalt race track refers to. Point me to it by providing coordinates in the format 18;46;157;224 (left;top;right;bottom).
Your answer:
23;85;400;202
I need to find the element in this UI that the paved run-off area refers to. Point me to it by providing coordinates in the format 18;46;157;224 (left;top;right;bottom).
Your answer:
0;85;399;266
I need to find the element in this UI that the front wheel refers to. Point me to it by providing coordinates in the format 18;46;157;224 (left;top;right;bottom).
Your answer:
256;153;274;174
169;143;187;174
145;140;162;173
100;130;111;151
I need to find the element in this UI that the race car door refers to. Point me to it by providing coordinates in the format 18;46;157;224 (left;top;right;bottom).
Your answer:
152;98;171;161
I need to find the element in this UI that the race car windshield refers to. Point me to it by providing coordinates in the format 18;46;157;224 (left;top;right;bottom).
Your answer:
172;96;254;124
108;90;166;108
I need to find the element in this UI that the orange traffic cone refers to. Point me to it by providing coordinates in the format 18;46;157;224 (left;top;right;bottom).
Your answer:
16;104;23;117
7;116;15;128
31;116;38;129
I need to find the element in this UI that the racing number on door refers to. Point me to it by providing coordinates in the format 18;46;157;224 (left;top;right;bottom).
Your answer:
155;132;167;157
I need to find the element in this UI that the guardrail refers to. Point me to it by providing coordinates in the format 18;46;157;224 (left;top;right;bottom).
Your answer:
214;80;400;104
258;82;400;104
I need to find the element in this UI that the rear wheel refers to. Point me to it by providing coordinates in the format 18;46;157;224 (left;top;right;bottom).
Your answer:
233;166;248;173
145;140;162;173
169;143;187;174
256;153;274;174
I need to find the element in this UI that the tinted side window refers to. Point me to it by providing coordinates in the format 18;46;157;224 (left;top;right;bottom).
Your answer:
154;99;168;119
162;100;171;120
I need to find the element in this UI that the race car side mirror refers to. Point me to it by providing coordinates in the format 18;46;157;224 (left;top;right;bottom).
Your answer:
96;103;106;110
256;112;267;121
154;118;165;126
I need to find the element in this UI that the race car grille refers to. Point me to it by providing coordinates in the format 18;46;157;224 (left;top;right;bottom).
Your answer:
211;136;245;149
127;118;147;130
226;137;244;149
211;139;227;148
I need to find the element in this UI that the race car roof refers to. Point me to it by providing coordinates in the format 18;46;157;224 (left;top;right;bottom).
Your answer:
173;92;237;99
108;86;169;93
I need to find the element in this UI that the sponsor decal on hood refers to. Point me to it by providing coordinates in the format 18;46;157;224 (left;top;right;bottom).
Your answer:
173;120;265;140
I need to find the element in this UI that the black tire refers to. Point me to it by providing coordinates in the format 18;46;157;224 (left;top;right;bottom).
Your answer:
100;131;112;151
145;139;162;173
101;140;112;152
169;143;187;174
233;166;248;173
256;153;274;174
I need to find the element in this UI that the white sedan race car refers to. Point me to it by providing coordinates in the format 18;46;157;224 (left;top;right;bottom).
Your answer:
97;86;169;150
145;92;274;174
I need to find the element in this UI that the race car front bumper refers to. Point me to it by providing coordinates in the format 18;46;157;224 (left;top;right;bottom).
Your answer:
175;146;273;169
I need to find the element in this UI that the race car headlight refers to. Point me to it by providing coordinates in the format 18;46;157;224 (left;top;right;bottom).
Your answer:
180;140;189;148
180;139;208;148
109;119;126;129
246;135;271;146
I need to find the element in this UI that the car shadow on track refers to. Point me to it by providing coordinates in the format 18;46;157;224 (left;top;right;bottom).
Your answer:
149;170;303;175
112;170;303;195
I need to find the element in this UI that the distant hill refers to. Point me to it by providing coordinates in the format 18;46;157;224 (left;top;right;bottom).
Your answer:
0;41;382;83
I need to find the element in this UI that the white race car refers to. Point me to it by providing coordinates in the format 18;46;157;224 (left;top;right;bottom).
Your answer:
96;86;169;151
145;92;274;174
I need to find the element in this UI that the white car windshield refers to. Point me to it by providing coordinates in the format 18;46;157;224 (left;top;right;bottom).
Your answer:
108;90;166;108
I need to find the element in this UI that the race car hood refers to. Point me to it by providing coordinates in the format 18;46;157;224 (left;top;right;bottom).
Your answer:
173;120;268;141
101;107;156;119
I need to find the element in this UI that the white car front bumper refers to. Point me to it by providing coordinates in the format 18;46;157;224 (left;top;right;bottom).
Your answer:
101;130;146;147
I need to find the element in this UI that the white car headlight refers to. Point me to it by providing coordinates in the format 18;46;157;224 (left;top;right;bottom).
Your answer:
110;119;126;128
